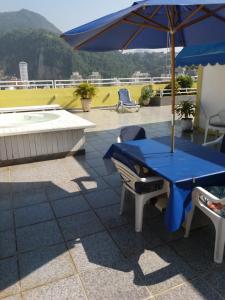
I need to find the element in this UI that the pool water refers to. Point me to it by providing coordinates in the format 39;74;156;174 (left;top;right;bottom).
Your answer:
0;112;60;128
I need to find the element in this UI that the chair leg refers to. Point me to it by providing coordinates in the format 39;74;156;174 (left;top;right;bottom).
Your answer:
204;124;209;143
135;194;145;232
213;221;225;263
184;203;196;238
120;184;126;215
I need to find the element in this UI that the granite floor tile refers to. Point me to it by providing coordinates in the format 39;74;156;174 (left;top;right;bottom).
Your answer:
52;195;91;218
95;204;129;229
0;194;12;211
67;231;123;272
146;217;184;243
94;165;116;176
58;210;104;241
170;229;215;274
12;190;47;209
80;262;150;300
103;173;122;187
22;275;86;300
0;230;16;259
46;184;80;202
0;257;20;299
109;224;161;258
204;262;225;296
14;202;54;227
84;188;120;208
2;295;23;300
75;176;109;193
0;210;14;232
67;166;99;180
133;245;195;295
155;279;223;300
19;243;75;291
86;158;106;168
16;220;63;252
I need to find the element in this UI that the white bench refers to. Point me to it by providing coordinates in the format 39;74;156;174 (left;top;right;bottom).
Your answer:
0;105;61;114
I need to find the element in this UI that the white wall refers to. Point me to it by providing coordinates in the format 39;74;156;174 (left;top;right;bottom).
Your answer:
200;65;225;129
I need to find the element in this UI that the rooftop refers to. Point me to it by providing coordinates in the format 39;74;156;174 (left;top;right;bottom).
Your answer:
0;107;224;300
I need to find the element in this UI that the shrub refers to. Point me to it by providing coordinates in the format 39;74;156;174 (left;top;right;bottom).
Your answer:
140;85;154;105
164;81;180;95
177;75;193;89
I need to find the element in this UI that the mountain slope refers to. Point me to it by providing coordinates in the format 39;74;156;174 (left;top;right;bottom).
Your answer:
0;9;61;34
0;30;72;79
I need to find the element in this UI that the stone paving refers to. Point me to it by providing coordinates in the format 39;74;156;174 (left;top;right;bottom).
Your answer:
0;107;224;300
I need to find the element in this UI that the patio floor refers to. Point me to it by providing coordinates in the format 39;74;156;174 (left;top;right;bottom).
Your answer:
0;107;224;300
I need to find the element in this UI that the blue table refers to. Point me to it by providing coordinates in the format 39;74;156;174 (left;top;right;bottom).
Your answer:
104;137;225;232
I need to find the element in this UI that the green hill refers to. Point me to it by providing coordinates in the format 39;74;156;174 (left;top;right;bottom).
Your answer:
0;30;73;79
0;9;171;80
0;9;61;34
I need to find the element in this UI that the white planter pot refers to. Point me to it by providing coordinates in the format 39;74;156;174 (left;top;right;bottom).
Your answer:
81;99;92;112
181;118;193;132
142;99;150;106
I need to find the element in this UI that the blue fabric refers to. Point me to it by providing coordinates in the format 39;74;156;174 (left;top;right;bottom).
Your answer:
176;41;225;67
118;89;134;105
104;137;225;231
62;1;225;51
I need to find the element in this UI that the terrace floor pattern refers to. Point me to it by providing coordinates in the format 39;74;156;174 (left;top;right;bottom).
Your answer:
0;107;224;300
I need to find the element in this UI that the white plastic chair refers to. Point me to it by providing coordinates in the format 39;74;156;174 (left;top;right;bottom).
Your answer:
185;187;225;263
204;110;225;143
112;157;168;232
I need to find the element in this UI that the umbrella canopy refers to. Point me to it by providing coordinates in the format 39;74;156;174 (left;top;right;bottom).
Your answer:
61;1;225;152
176;41;225;66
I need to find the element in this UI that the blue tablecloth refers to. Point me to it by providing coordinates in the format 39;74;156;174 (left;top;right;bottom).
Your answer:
104;137;225;232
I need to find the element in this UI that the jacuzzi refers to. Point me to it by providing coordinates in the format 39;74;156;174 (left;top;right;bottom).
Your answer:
0;109;95;165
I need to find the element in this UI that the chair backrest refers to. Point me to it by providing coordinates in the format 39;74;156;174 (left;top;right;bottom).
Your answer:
118;89;131;104
218;110;225;122
112;158;140;190
118;126;146;143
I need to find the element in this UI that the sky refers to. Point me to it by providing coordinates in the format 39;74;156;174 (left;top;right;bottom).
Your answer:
0;0;134;32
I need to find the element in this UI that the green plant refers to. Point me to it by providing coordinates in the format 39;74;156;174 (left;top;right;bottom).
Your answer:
141;85;153;100
74;83;97;99
175;100;196;119
164;81;180;95
177;75;193;89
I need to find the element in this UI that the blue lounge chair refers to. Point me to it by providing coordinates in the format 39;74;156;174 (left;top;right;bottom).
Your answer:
117;89;140;113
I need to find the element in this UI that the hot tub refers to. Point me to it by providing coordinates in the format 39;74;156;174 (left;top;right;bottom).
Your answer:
0;109;95;164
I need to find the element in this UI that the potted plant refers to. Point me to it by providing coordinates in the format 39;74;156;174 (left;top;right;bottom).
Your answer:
175;100;196;132
150;90;162;106
74;83;97;112
140;85;153;106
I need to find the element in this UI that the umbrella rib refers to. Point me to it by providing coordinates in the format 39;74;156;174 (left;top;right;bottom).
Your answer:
178;4;225;30
200;6;225;24
131;11;169;31
122;27;144;50
74;18;124;49
174;5;204;32
123;18;168;32
122;6;163;50
165;6;173;31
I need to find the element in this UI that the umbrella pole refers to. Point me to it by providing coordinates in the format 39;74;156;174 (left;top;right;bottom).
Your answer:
170;32;176;153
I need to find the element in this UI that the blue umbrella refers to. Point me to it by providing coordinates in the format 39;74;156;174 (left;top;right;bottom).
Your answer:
176;41;225;66
61;0;225;152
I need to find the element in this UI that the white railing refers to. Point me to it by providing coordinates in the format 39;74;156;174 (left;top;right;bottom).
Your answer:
0;76;198;90
160;88;197;96
0;80;54;90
